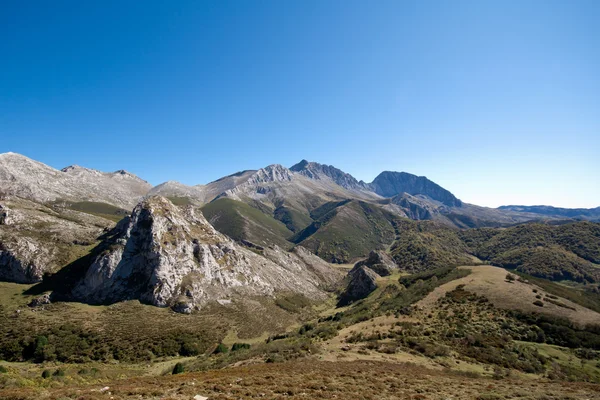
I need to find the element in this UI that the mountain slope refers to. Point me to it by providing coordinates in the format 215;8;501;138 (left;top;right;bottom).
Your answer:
0;152;151;208
201;198;294;249
292;200;397;263
148;170;257;205
389;219;475;272
460;221;600;283
0;197;113;283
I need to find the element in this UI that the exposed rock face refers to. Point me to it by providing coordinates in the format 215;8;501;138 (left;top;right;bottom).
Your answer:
338;265;380;306
0;238;52;283
390;194;434;220
70;197;341;311
0;152;151;208
370;171;462;207
290;160;368;191
262;245;344;291
354;250;397;277
245;164;294;185
0;197;113;283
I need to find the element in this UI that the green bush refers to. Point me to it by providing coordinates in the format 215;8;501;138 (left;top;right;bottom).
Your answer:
213;343;229;354
172;362;184;375
231;343;251;352
0;365;7;373
41;369;51;379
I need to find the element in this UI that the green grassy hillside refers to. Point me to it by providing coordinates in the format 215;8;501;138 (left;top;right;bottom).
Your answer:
292;201;396;263
58;201;129;222
202;198;294;249
273;205;313;232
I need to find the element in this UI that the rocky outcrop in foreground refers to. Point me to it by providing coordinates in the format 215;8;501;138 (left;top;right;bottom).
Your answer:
338;264;381;306
70;197;342;312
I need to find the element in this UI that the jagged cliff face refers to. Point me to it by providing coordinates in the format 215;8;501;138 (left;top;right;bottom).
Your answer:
70;197;342;311
290;160;370;192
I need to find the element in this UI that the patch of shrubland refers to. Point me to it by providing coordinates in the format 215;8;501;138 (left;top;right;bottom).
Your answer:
389;219;475;272
461;222;600;283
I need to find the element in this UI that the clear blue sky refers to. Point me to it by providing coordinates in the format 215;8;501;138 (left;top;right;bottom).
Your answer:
1;1;598;208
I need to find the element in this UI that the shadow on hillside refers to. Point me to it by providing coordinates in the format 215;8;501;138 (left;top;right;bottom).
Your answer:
24;222;125;297
24;251;96;297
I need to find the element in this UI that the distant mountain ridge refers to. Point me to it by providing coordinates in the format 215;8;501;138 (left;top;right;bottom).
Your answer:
1;152;598;231
0;152;151;208
499;205;600;221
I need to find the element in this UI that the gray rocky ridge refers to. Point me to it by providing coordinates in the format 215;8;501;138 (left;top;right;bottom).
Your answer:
290;160;369;192
0;152;151;208
338;264;380;306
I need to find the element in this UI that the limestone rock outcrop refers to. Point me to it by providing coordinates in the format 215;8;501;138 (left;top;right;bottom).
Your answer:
338;265;381;306
69;196;342;312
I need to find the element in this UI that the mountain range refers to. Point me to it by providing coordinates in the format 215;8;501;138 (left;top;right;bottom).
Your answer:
1;151;599;309
2;151;600;392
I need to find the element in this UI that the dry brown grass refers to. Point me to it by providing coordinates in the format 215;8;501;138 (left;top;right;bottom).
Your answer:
1;360;599;400
417;266;600;326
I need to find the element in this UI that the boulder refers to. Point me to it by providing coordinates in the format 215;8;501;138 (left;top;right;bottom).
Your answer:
338;265;380;306
28;293;52;308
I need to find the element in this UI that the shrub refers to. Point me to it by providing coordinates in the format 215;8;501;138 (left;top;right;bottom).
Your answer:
172;362;184;375
213;343;229;354
0;365;7;373
231;343;251;352
533;300;544;307
41;369;51;379
53;368;65;377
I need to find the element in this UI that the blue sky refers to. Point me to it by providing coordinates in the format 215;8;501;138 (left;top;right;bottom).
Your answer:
1;1;598;208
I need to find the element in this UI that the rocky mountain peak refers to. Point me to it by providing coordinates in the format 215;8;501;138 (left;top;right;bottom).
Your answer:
290;160;366;191
248;164;294;184
370;171;462;207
